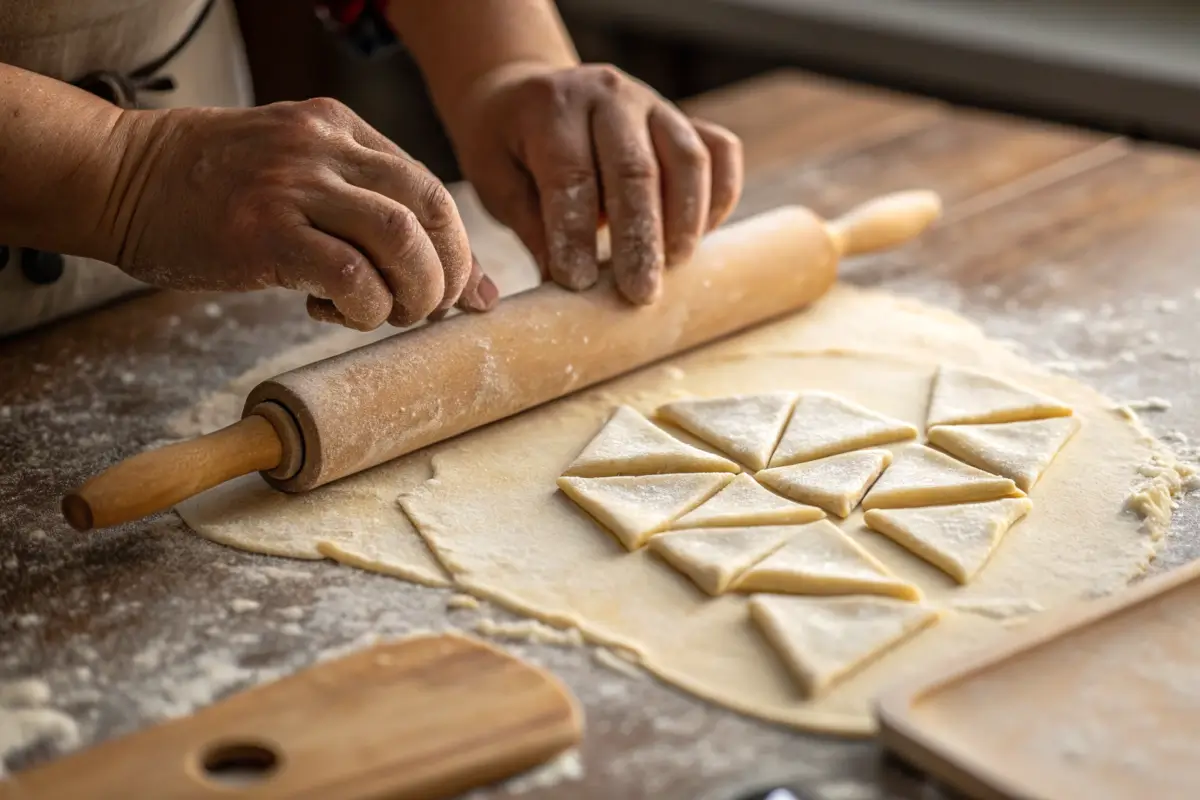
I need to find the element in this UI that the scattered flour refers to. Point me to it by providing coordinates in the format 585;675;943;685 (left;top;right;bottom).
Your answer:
0;680;80;779
276;606;306;621
228;598;261;614
1122;397;1173;413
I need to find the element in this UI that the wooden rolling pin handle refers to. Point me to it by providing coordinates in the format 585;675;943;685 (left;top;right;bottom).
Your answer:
62;414;284;532
825;190;942;257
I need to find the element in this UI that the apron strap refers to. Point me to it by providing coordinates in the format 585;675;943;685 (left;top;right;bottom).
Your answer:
71;0;219;108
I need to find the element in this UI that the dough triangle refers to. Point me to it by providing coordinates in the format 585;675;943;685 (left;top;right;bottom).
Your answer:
927;417;1081;492
649;525;795;595
672;473;825;528
563;405;741;477
926;365;1073;427
769;392;917;468
861;445;1021;510
658;392;797;470
734;519;921;601
756;450;892;518
558;473;734;550
750;594;940;698
864;497;1033;583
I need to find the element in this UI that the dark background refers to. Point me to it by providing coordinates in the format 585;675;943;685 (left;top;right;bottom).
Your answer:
232;1;1200;183
232;2;780;182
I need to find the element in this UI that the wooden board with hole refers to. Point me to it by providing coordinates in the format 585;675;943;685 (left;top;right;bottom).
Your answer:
875;558;1200;800
0;635;582;800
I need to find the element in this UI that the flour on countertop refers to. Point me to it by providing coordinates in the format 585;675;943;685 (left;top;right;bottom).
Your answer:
0;679;80;779
228;598;261;613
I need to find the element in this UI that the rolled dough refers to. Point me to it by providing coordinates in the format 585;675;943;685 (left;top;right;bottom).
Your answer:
177;284;1190;736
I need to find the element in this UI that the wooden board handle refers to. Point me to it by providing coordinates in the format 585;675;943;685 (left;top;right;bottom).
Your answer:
62;414;283;531
2;634;582;800
825;190;942;257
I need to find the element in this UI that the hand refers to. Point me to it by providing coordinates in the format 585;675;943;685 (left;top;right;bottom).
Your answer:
450;63;744;305
109;98;498;330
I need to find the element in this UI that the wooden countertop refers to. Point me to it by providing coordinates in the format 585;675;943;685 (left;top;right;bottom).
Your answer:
3;70;1198;799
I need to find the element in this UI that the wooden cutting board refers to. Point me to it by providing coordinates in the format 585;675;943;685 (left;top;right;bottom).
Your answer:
876;558;1200;800
0;634;582;800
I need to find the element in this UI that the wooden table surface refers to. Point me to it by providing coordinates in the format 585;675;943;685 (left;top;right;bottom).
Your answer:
3;70;1199;799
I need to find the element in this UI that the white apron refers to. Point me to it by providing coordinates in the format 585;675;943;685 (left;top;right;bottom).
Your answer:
0;0;254;337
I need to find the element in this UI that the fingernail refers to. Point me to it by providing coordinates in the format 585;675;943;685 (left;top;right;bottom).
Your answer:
463;274;499;312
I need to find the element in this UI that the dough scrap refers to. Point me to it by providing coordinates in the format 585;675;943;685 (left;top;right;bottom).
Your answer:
861;445;1021;510
928;417;1081;492
658;392;796;470
757;449;892;518
864;498;1034;584
563;405;740;477
749;594;940;698
770;392;917;468
672;473;825;528
557;473;733;550
735;519;920;601
927;365;1073;427
649;526;794;596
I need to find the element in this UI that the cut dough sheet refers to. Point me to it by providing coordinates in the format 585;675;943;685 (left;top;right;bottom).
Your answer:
672;473;825;528
734;519;920;601
648;526;795;596
181;282;1191;736
757;449;892;518
864;498;1034;584
927;417;1082;492
557;473;733;550
658;392;797;471
861;445;1022;510
749;594;940;698
176;467;451;587
770;392;917;468
562;405;741;477
926;364;1073;427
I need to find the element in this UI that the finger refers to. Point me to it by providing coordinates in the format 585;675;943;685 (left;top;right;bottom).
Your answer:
593;100;664;305
306;295;347;326
305;186;444;327
691;118;743;230
649;106;711;267
277;227;392;330
523;112;601;292
473;160;552;281
341;141;473;311
456;254;500;313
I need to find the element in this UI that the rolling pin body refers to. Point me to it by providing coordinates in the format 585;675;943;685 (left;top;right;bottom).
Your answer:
252;205;837;491
64;191;940;528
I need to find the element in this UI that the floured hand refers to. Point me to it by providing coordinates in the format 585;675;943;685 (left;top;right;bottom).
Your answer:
450;63;744;305
109;100;498;331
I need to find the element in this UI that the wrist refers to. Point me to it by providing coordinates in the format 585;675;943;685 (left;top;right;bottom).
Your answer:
86;107;175;267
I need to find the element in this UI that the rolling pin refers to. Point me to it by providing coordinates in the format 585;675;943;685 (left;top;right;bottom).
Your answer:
62;190;942;531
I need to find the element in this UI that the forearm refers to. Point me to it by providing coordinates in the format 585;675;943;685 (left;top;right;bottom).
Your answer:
0;63;147;262
386;0;579;133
